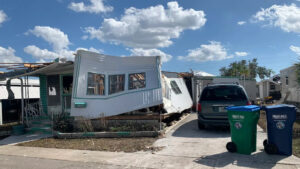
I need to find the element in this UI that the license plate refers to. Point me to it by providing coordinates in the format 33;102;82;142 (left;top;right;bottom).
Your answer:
219;107;227;112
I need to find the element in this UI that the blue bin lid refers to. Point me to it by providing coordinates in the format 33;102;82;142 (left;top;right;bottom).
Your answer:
226;105;260;112
263;104;296;110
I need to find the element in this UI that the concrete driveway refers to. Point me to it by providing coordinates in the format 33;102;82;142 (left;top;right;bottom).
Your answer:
153;113;300;168
0;113;299;169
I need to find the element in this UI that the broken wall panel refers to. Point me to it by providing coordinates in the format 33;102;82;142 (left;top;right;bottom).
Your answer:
162;76;193;114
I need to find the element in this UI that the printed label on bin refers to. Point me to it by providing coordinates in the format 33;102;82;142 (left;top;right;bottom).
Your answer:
272;114;287;120
232;115;245;120
234;122;242;129
276;121;285;129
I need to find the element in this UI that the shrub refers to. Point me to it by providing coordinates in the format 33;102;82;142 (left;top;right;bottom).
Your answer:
53;113;74;132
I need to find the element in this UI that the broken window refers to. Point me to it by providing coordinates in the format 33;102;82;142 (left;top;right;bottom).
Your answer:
62;76;73;95
170;80;182;94
47;75;60;106
62;76;73;111
129;73;146;90
87;73;105;95
109;74;125;95
49;87;57;96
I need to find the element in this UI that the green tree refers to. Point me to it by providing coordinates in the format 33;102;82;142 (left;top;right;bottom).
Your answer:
219;59;273;80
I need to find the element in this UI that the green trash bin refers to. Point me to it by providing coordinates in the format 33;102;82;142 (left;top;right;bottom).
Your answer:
226;105;260;155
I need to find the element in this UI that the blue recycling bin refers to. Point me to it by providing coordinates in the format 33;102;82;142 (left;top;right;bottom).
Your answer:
263;104;297;156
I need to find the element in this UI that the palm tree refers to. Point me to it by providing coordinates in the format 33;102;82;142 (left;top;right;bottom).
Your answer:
219;59;273;80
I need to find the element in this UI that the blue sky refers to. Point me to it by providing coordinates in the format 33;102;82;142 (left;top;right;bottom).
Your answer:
0;0;300;76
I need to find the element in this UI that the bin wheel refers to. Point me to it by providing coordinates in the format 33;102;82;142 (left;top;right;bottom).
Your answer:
263;139;268;147
198;121;205;130
264;143;278;154
226;142;237;153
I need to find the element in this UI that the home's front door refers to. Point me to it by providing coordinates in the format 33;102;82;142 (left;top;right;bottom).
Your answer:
61;75;73;113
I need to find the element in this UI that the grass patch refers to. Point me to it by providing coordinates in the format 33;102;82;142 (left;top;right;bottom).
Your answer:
294;120;300;130
258;110;300;157
293;137;300;157
17;137;162;153
258;111;267;132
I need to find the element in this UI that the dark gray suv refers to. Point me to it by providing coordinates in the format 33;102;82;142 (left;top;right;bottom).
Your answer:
197;84;250;129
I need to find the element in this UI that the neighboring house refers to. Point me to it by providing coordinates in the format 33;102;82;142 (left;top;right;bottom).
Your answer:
257;79;281;100
6;50;192;120
280;65;300;106
0;79;39;124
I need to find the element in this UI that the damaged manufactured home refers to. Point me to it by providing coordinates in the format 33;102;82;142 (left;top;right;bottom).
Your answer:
4;50;192;121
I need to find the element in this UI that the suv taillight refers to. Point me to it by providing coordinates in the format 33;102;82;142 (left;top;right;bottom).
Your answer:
198;103;202;112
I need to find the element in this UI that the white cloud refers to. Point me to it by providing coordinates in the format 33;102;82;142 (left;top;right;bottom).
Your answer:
24;45;61;60
28;26;70;51
25;26;102;62
193;71;214;76
237;21;246;25
290;45;300;55
130;48;172;63
24;45;104;62
76;47;103;54
252;3;300;33
235;51;248;57
68;0;113;14
178;41;233;62
0;10;7;26
24;45;75;61
0;46;23;63
84;1;206;49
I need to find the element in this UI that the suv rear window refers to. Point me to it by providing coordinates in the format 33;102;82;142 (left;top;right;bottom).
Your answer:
200;85;247;101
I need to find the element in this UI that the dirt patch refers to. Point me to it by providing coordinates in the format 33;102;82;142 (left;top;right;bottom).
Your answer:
293;137;300;157
258;111;267;132
17;137;163;153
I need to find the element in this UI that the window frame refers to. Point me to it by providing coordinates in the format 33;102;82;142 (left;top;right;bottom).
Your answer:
170;80;182;95
108;74;126;95
128;72;146;90
86;72;106;96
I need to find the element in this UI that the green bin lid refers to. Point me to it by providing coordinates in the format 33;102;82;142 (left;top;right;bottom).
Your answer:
226;105;260;112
